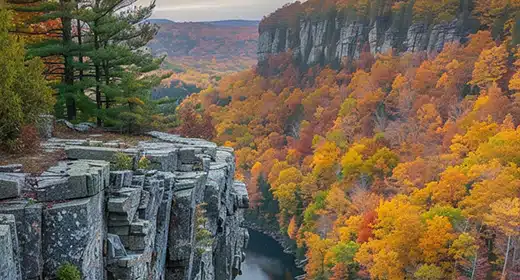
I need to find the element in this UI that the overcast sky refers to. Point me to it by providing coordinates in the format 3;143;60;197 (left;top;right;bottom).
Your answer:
141;0;295;22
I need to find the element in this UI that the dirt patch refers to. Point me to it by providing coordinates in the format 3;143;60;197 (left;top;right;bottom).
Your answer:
0;149;67;175
53;124;153;146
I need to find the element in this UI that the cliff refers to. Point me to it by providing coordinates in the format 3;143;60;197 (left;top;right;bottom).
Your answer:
258;11;471;67
0;132;249;280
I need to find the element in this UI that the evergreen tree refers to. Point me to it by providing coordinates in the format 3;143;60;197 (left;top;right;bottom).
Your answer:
78;0;164;129
10;0;93;121
11;0;164;127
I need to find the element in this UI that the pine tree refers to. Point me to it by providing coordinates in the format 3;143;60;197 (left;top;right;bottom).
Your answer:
10;0;92;120
78;0;163;128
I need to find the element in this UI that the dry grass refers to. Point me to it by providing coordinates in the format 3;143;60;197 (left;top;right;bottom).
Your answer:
0;149;67;175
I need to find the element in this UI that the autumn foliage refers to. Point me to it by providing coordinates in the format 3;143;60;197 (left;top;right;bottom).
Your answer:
178;23;520;278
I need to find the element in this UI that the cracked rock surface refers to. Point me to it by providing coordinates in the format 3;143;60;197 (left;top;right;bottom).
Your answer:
0;132;249;280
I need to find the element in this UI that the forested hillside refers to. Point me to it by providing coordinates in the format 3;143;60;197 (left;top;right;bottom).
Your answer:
147;20;258;102
177;0;520;279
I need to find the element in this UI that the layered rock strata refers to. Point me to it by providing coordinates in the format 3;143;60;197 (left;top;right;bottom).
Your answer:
0;132;249;280
258;16;466;66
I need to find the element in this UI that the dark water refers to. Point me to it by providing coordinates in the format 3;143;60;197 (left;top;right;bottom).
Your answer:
237;229;304;280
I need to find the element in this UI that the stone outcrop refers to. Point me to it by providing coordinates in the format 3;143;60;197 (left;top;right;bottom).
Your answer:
258;15;466;67
0;132;249;280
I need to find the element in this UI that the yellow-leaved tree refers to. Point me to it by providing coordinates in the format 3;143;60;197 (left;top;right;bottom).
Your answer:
485;197;520;279
470;43;508;88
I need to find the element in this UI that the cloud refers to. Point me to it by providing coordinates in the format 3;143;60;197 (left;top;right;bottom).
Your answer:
155;2;229;12
144;0;295;21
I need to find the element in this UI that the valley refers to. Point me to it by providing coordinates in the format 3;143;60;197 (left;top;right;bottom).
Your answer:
1;0;520;279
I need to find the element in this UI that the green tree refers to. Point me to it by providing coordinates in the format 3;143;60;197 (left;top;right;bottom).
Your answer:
78;0;162;128
0;9;53;149
15;0;89;120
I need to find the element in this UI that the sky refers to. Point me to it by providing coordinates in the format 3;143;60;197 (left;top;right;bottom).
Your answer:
141;0;295;22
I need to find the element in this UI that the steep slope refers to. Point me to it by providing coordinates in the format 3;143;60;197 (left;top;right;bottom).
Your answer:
257;0;480;67
175;1;520;279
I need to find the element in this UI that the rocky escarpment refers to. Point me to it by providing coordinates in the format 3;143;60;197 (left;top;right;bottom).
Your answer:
258;15;467;67
0;132;249;280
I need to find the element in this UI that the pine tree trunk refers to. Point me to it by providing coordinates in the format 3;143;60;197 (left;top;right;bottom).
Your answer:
77;18;84;81
103;60;110;109
61;0;75;120
502;235;512;280
94;22;102;127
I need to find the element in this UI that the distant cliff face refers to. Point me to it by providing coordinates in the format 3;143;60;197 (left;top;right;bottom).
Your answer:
258;13;467;67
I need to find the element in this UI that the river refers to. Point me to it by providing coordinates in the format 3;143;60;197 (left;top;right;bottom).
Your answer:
237;229;304;280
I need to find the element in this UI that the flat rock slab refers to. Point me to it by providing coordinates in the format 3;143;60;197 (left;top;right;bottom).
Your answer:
35;161;109;202
147;131;218;159
0;165;23;173
0;174;25;200
65;146;137;162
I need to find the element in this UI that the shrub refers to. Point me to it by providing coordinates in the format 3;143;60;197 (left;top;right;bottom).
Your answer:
195;203;213;254
0;10;53;150
56;262;81;280
112;152;133;170
138;155;151;170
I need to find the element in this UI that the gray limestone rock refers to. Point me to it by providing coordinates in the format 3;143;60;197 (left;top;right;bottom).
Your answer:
0;225;18;280
42;193;104;280
0;164;23;173
0;214;21;280
108;187;142;226
107;233;127;260
336;22;365;60
257;31;272;62
65;146;137;162
0;174;24;200
168;188;195;264
427;20;460;54
110;171;134;190
259;15;465;68
405;22;429;52
34;160;108;201
233;181;249;209
0;201;43;279
1;132;249;280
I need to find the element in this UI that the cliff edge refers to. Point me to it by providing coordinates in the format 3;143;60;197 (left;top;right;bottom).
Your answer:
0;131;249;280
